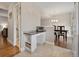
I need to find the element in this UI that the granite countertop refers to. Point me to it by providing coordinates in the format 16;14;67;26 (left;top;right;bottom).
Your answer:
24;31;46;35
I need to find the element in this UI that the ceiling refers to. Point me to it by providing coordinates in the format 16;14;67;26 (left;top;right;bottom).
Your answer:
0;2;11;17
33;2;74;17
0;2;11;8
0;2;74;18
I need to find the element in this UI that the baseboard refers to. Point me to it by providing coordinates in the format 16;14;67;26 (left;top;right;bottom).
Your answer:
7;39;15;46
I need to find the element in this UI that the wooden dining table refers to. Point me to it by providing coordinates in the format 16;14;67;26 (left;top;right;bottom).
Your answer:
55;29;68;38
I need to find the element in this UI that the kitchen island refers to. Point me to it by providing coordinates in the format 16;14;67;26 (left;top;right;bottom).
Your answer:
24;31;46;52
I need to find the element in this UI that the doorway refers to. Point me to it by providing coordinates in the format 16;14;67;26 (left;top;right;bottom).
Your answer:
14;3;21;50
0;9;8;49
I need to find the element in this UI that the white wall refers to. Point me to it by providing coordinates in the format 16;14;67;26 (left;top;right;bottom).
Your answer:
8;4;14;45
41;12;73;41
78;2;79;56
8;3;17;46
20;3;41;51
72;2;79;57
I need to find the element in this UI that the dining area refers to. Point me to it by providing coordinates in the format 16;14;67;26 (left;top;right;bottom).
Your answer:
54;25;68;48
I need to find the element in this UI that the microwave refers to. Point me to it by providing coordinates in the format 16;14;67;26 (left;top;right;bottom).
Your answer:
36;26;45;32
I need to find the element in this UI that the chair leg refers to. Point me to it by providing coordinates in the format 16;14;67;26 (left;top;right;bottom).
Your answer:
63;35;64;39
54;35;57;45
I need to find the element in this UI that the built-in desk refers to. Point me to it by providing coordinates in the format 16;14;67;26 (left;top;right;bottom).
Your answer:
24;31;46;52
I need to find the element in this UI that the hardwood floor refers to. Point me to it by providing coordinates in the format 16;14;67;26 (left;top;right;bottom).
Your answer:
54;36;67;48
0;35;20;57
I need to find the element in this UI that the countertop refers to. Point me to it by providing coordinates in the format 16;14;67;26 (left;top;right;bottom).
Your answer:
24;31;46;35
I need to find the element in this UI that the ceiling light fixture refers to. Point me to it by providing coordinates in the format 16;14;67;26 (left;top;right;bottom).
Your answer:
51;19;58;23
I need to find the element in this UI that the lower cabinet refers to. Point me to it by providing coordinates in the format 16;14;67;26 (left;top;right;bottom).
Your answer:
24;32;46;53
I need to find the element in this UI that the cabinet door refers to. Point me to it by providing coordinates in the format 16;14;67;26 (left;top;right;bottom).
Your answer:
36;32;46;44
31;35;37;52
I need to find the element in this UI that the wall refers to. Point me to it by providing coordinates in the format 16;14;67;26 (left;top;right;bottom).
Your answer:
41;12;73;41
20;3;41;51
78;2;79;56
72;2;79;57
8;3;17;46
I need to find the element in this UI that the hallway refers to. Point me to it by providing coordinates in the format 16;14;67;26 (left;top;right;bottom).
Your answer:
0;35;19;57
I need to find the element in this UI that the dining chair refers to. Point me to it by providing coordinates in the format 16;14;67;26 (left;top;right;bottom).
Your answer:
57;26;61;30
62;26;65;30
54;31;59;45
57;26;65;40
57;26;65;30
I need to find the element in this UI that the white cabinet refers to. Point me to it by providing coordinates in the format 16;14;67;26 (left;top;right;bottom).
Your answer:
24;32;46;52
36;32;46;44
31;35;37;52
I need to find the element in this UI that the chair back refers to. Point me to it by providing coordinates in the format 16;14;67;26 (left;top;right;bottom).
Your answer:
62;26;65;30
57;26;61;30
57;26;65;35
57;26;65;30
